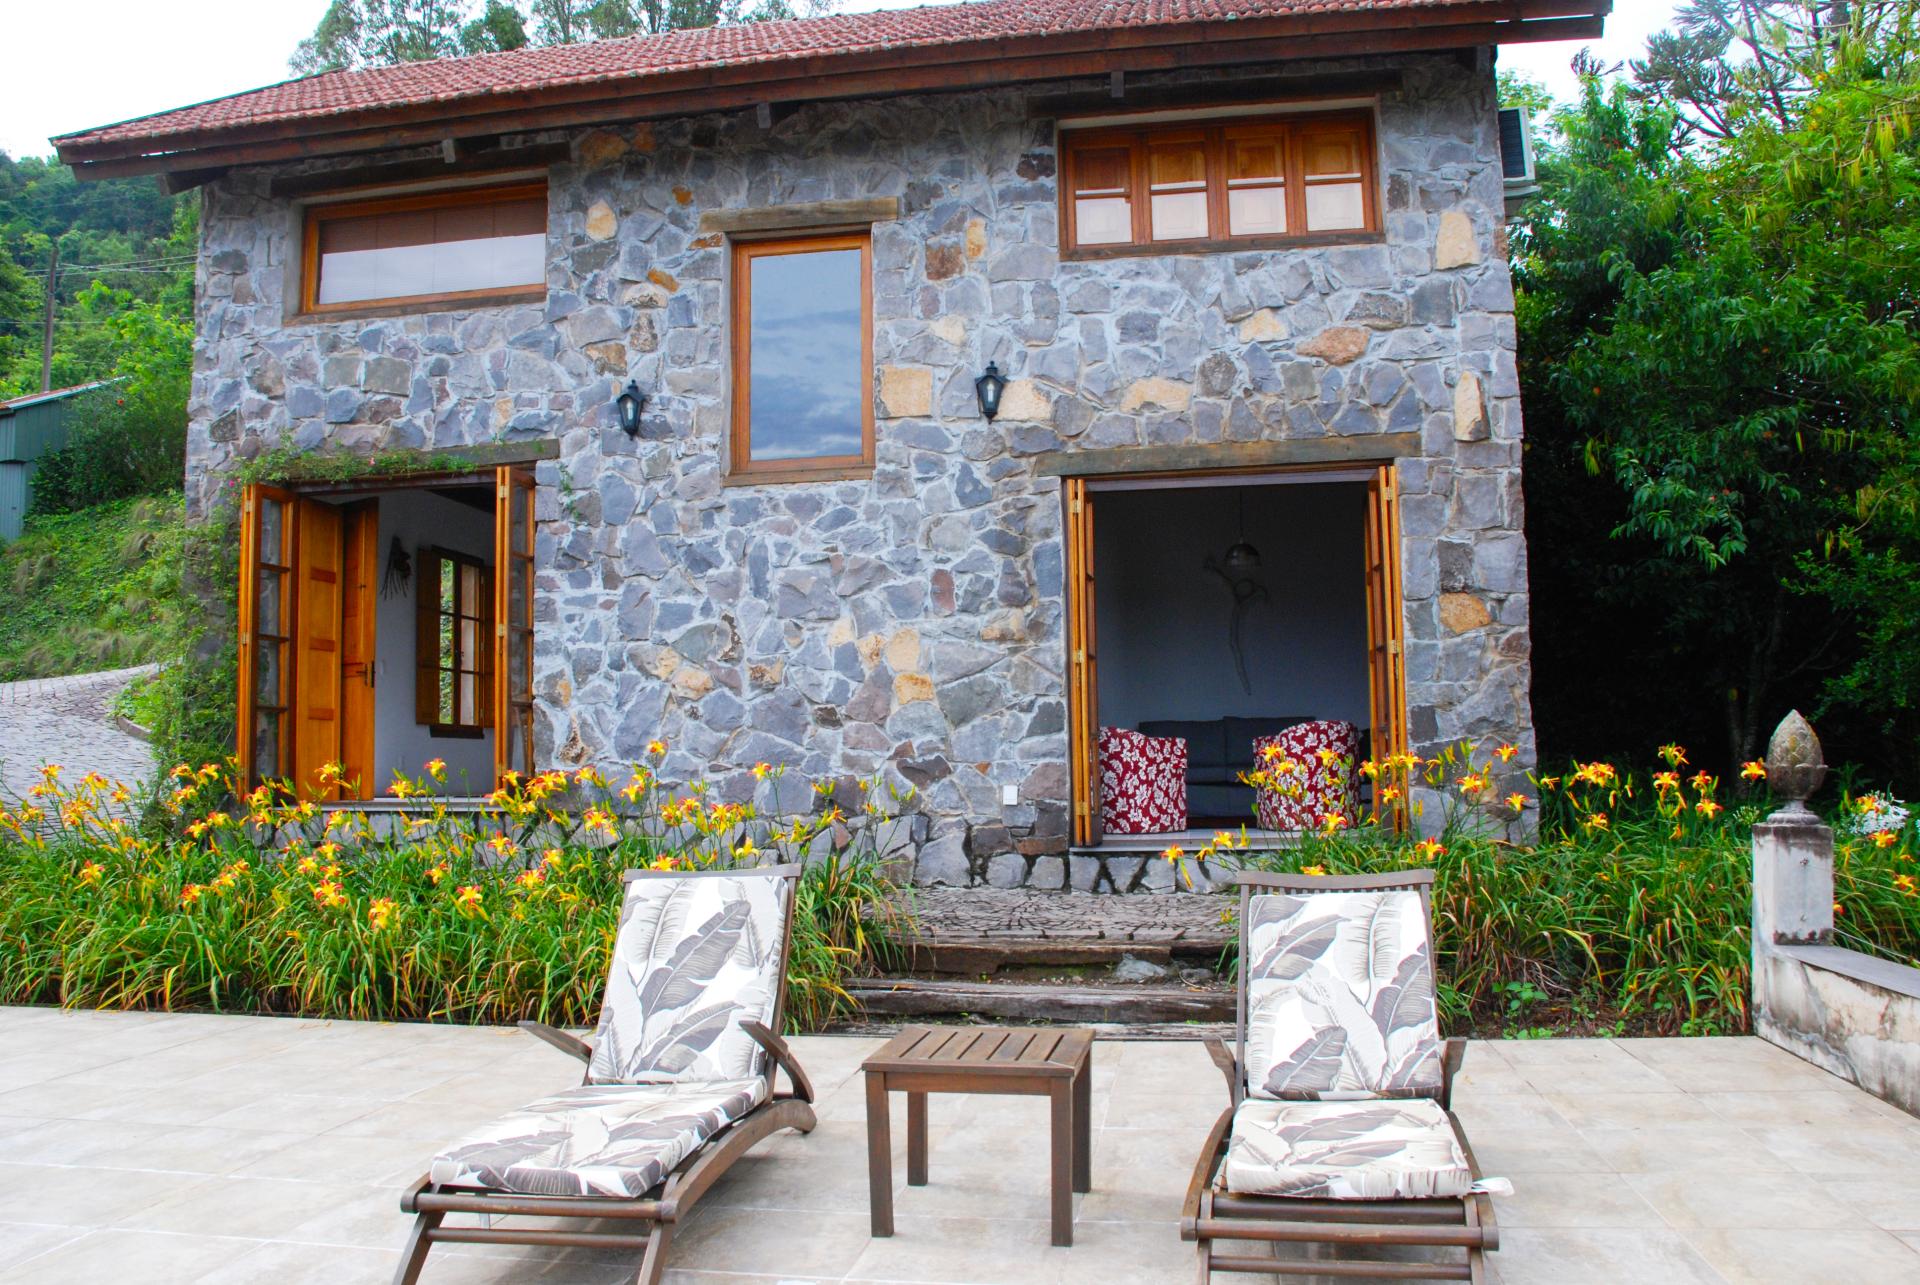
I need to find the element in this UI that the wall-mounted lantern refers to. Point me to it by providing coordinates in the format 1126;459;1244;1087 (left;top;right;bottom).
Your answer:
616;380;646;435
974;362;1007;421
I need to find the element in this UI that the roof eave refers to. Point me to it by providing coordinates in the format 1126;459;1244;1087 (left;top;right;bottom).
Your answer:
58;0;1608;181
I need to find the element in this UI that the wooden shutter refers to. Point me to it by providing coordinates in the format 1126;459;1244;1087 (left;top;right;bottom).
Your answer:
290;498;345;801
415;548;442;726
1065;477;1102;848
338;501;379;800
237;483;295;788
494;465;537;784
1364;463;1409;826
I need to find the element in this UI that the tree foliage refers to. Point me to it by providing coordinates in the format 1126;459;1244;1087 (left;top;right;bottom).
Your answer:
1518;1;1920;782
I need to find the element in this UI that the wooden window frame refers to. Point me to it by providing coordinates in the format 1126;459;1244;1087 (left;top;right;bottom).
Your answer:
728;230;875;485
415;545;494;738
297;181;549;319
1058;109;1381;260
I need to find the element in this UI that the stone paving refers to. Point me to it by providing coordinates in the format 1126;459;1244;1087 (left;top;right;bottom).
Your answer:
0;666;158;802
2;1008;1919;1283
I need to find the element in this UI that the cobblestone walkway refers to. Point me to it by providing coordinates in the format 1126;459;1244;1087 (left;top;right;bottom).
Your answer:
0;665;158;800
907;886;1233;947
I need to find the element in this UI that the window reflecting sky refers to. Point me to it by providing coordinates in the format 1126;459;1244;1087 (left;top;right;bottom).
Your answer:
747;247;864;461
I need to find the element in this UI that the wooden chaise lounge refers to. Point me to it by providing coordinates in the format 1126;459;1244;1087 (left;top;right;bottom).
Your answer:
1182;869;1501;1282
394;863;817;1285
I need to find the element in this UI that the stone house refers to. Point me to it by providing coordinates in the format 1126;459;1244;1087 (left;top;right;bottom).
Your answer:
56;0;1605;888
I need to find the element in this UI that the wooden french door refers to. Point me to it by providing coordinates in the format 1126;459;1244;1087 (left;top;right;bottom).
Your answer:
494;464;536;783
339;501;378;799
1363;462;1409;823
237;484;295;789
1064;477;1101;848
289;498;345;800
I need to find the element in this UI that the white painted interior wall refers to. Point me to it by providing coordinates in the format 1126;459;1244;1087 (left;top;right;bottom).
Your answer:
1093;480;1371;734
328;487;496;793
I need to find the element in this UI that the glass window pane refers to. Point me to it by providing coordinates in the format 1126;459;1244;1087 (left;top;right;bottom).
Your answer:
255;567;281;637
317;233;544;305
254;710;280;780
1306;183;1366;231
254;640;281;706
746;246;865;463
1151;192;1209;241
259;498;283;563
1228;187;1287;236
1075;197;1132;244
458;672;476;725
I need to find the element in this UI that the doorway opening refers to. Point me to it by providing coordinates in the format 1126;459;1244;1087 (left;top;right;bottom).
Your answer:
1064;463;1406;849
236;465;535;800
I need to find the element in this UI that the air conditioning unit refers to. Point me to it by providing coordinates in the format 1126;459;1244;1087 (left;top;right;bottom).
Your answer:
1498;106;1540;218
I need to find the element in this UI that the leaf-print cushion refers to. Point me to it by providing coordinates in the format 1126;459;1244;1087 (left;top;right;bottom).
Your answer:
429;1078;767;1198
587;872;787;1085
1242;889;1444;1100
1225;1097;1472;1200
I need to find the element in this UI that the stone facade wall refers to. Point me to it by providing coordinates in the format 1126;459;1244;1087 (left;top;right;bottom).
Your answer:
186;51;1533;886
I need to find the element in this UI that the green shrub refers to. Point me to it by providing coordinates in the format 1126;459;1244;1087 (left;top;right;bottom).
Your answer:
0;756;914;1034
1179;742;1920;1037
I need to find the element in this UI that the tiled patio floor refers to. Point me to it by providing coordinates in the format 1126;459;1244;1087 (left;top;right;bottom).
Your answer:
1;1008;1918;1283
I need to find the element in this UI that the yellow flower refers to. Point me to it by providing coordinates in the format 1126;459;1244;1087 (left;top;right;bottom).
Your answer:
516;868;545;890
544;847;565;868
647;739;667;756
1894;873;1917;897
39;764;62;782
312;880;346;909
1690;771;1717;794
180;883;203;907
752;761;772;780
426;863;449;886
368;898;396;930
1583;812;1610;832
454;884;483;912
1740;760;1768;781
583;809;615;837
1506;793;1529;812
649;856;676;871
77;860;103;885
1696;798;1723;819
1162;844;1185;864
1657;743;1688;768
296;855;320;876
1495;743;1517;763
1653;771;1680;792
1319;814;1348;836
1412;838;1446;862
1300;864;1328;877
425;758;447;781
1315;746;1339;767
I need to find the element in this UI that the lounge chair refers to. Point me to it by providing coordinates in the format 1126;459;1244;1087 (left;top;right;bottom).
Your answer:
1181;869;1501;1282
394;863;818;1285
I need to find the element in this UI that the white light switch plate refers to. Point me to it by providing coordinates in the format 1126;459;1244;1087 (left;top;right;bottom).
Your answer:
1002;785;1019;806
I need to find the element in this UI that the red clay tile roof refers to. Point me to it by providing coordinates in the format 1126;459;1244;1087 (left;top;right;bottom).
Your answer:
58;0;1529;153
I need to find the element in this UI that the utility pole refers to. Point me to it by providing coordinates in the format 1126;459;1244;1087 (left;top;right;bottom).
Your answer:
39;242;58;394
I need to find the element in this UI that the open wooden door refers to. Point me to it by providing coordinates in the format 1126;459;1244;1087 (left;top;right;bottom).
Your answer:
290;498;345;801
236;484;295;788
1065;477;1102;848
1363;462;1409;825
338;500;378;800
493;465;536;784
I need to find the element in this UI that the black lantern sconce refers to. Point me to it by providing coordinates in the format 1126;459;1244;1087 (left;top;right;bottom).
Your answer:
616;379;646;436
974;362;1007;421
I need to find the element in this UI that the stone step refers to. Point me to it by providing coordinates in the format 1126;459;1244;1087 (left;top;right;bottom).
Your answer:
848;977;1235;1025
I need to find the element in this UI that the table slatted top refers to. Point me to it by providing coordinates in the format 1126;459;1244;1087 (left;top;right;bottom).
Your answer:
862;1025;1093;1076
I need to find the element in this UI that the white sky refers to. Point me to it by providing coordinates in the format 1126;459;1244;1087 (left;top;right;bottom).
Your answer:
0;0;1679;162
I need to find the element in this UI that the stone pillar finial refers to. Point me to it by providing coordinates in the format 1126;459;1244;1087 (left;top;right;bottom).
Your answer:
1765;710;1827;816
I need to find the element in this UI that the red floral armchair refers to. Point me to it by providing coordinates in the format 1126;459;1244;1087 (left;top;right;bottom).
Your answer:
1250;719;1360;831
1098;726;1189;835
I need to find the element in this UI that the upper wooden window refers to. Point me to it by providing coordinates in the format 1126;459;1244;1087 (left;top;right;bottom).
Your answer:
300;182;547;315
729;231;874;483
1060;112;1379;257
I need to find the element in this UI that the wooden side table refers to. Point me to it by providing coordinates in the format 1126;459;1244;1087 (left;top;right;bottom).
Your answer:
862;1025;1093;1247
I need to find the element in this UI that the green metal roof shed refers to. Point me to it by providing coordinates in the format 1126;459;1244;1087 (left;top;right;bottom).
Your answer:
0;381;112;543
